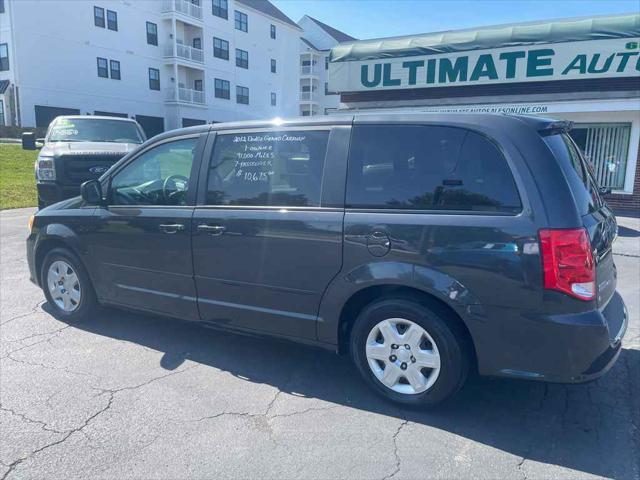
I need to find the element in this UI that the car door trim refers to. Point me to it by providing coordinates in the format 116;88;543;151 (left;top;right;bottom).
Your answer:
198;296;319;321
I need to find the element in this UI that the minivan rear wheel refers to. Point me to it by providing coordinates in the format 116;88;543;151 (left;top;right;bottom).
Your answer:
351;298;468;407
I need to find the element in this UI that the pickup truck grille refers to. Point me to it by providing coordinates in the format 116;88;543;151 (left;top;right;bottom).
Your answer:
58;154;125;185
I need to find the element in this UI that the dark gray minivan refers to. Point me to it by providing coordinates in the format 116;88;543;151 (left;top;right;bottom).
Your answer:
26;114;628;407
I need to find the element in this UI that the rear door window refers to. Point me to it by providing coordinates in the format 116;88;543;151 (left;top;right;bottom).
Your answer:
206;130;330;207
346;125;521;213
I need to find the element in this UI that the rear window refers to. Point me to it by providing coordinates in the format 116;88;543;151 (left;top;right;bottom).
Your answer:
346;125;521;213
543;134;603;214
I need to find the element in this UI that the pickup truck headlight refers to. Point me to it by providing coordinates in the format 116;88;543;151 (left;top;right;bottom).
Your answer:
35;155;56;181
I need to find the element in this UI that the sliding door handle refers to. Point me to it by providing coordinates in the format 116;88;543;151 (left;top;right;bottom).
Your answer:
159;223;185;234
197;224;226;236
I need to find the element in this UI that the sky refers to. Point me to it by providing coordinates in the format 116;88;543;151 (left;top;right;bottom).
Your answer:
270;0;639;40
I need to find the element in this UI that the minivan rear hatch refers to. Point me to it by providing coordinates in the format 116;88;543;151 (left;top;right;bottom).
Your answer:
543;133;618;308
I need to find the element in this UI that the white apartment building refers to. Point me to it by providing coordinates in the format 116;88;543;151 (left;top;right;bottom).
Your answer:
297;15;356;117
0;0;307;137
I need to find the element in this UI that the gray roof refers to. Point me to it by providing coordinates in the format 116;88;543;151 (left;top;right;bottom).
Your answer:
331;12;639;62
301;37;320;50
307;16;357;43
235;0;300;29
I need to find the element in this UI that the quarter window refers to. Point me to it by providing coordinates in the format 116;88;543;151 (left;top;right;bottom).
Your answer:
206;130;330;207
270;59;276;73
110;60;121;80
234;10;247;32
212;0;227;19
97;57;108;78
146;21;158;45
235;48;248;69
0;43;8;71
346;125;521;213
106;9;117;31
111;138;198;206
94;6;105;27
236;86;249;104
270;24;276;39
213;37;229;60
148;68;160;90
214;78;230;99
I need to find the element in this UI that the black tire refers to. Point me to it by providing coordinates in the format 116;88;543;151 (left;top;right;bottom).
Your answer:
40;248;97;322
351;297;469;408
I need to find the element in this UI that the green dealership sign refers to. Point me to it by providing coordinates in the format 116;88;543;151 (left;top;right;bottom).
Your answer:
329;38;640;92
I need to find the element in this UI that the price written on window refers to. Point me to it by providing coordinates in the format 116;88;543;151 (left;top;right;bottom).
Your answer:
231;133;307;182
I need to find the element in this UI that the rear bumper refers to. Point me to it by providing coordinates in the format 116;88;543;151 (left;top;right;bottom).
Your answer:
475;291;628;383
37;182;79;207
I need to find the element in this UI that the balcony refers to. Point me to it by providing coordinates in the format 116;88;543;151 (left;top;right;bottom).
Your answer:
166;87;205;105
300;91;319;102
164;43;204;63
162;0;203;21
300;66;319;76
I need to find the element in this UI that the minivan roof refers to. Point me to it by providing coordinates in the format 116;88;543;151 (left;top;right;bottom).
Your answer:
155;112;564;141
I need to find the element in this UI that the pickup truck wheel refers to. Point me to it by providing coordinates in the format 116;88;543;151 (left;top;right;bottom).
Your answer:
351;298;468;407
41;248;97;322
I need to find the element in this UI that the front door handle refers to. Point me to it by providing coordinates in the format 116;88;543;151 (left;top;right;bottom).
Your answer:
159;223;185;234
197;224;226;236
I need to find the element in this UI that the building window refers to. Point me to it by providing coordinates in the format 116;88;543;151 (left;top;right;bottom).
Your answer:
234;10;247;32
106;9;117;31
110;60;121;80
236;86;249;105
214;78;230;99
569;122;633;190
0;1;5;14
324;82;329;95
97;57;108;78
146;22;157;46
235;49;248;69
0;43;8;71
94;6;105;27
192;37;202;50
270;24;276;39
213;37;229;60
325;56;329;70
148;68;160;90
0;100;5;126
271;92;276;106
212;0;227;19
270;59;276;73
194;79;203;91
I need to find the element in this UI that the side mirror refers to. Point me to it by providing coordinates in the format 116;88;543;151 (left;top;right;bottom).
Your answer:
81;180;104;205
22;132;37;150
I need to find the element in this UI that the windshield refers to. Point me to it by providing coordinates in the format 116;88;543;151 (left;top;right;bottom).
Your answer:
48;118;144;143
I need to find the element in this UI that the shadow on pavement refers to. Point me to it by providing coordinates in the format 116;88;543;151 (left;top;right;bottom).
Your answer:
45;303;638;479
617;225;640;238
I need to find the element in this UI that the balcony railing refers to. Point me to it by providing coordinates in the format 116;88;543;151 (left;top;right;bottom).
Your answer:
164;43;204;63
300;66;319;76
162;0;203;20
300;91;317;101
166;87;205;105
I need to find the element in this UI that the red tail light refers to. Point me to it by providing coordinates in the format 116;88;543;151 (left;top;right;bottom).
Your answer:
539;228;595;301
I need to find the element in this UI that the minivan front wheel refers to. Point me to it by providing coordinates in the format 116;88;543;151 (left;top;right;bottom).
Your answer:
351;298;468;407
41;248;97;321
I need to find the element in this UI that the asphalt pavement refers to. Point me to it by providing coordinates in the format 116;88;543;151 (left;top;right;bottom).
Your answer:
1;207;638;480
